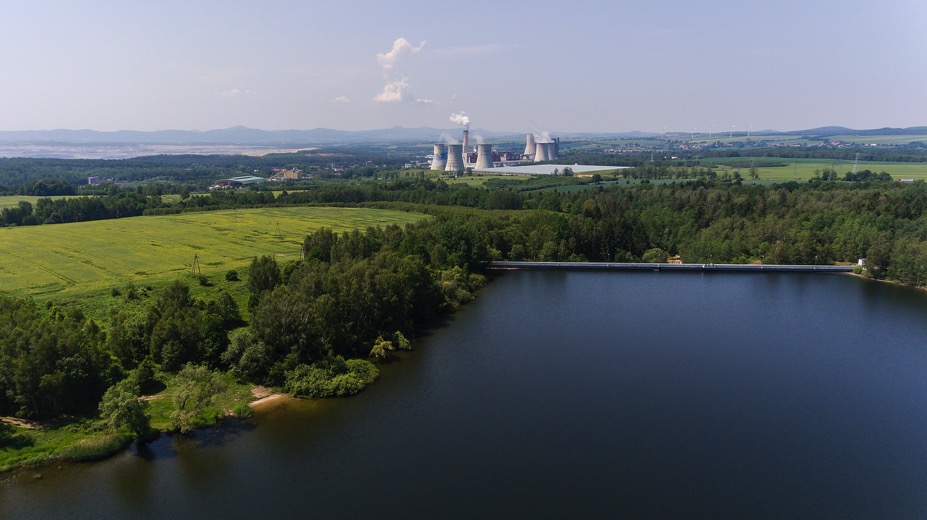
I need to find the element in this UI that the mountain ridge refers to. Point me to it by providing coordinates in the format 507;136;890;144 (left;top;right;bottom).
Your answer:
0;126;925;145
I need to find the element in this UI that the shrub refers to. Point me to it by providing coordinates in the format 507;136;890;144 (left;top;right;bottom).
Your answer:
394;331;412;351
369;336;394;360
345;358;379;384
232;402;253;419
329;373;365;396
0;422;12;444
285;364;334;398
59;432;132;462
225;270;239;282
285;357;377;398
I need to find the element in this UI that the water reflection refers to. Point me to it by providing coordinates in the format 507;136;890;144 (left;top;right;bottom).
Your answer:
3;272;927;519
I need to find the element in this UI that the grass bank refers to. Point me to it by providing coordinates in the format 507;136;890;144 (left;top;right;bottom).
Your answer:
1;372;256;473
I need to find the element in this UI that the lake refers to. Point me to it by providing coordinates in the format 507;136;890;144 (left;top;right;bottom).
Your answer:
2;271;926;518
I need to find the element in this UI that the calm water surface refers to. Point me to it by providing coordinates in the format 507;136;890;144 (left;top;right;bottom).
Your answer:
2;271;926;519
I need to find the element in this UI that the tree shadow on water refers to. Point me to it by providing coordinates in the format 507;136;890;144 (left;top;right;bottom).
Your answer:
129;433;175;462
129;419;257;461
181;419;257;449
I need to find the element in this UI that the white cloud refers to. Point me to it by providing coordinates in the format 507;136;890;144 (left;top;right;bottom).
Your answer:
219;88;254;97
332;96;351;103
373;77;412;103
377;38;425;71
373;37;433;106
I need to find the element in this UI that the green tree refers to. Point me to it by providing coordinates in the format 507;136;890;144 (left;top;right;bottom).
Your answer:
303;228;336;263
221;328;274;381
248;256;281;308
642;247;669;263
98;378;150;441
393;331;412;351
170;364;226;433
369;336;395;360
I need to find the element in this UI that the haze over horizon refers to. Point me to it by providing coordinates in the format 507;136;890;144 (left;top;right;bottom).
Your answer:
2;0;925;135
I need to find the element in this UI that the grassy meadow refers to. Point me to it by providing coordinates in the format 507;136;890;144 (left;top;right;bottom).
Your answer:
0;206;428;300
0;195;88;209
439;174;533;186
707;158;927;181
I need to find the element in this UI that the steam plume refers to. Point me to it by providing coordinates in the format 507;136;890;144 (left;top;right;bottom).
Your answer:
450;111;470;130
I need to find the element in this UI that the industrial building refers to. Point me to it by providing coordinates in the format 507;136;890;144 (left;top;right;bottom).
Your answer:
209;175;266;190
430;130;559;172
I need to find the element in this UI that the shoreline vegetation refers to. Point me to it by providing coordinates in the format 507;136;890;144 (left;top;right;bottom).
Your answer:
0;383;288;476
5;176;927;477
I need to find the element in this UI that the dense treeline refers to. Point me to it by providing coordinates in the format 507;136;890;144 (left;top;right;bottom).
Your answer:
561;143;927;169
693;146;927;163
0;283;241;418
0;191;162;226
0;298;112;418
0;148;413;190
0;212;494;418
519;181;927;283
226;218;495;388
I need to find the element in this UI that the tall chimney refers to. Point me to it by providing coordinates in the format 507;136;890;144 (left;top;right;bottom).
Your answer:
553;137;560;160
475;143;494;169
462;129;469;154
430;143;447;171
445;144;465;172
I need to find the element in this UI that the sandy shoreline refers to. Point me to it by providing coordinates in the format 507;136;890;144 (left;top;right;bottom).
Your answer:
248;386;292;411
249;393;287;408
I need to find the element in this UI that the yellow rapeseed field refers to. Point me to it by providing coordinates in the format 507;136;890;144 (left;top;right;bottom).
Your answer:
0;206;427;298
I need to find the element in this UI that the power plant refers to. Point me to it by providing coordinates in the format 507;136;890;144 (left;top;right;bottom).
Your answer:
475;143;494;169
530;135;559;163
523;134;536;157
534;142;551;162
444;144;465;172
429;127;559;171
430;144;446;171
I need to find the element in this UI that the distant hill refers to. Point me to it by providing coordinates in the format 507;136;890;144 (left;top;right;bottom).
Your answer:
787;126;927;137
0;125;924;147
0;126;517;146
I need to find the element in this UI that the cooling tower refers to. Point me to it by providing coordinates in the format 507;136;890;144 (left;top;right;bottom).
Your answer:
534;142;551;162
445;144;464;172
430;144;447;171
524;134;536;157
475;144;494;169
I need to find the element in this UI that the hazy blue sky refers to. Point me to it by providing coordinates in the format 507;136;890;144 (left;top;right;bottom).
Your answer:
1;0;924;133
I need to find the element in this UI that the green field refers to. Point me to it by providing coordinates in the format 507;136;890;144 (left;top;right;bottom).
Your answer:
707;158;927;181
0;194;197;209
829;134;927;145
0;207;428;298
0;195;89;209
427;173;532;186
